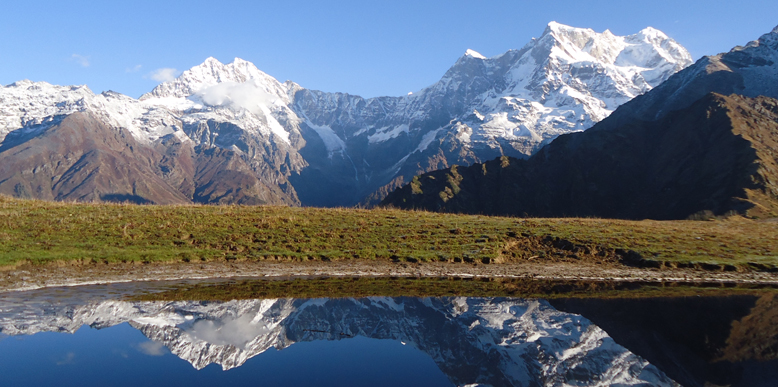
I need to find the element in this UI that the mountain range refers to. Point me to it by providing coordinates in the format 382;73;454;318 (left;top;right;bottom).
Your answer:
0;22;691;207
383;25;778;219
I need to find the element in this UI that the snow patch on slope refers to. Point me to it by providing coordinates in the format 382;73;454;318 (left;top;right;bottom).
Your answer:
306;121;346;156
414;128;443;153
368;124;409;144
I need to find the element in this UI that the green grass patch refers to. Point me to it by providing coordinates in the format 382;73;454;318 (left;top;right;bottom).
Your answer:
0;195;776;270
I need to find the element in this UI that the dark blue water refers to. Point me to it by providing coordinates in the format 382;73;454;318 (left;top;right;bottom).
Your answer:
0;323;451;386
0;282;775;387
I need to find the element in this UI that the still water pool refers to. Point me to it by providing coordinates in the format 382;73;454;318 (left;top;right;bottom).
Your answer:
0;281;775;387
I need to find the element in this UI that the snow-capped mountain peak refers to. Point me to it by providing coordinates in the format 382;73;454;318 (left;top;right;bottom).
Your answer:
141;57;287;102
464;49;486;59
402;21;693;160
536;22;691;70
134;56;299;148
543;20;580;36
635;26;666;40
0;80;183;144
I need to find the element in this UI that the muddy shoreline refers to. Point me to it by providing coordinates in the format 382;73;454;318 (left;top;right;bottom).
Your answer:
2;260;778;293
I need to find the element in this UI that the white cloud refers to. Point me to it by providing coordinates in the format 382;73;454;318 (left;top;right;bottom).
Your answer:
148;68;180;82
126;64;142;73
70;54;90;67
186;313;271;350
136;341;166;356
193;79;277;114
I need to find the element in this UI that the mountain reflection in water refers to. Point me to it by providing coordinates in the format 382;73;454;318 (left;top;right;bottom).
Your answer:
0;295;677;386
550;294;778;387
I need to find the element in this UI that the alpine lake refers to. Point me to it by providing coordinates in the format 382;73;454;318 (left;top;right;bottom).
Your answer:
0;277;776;387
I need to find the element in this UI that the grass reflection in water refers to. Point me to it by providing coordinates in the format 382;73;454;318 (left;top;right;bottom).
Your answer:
130;276;778;302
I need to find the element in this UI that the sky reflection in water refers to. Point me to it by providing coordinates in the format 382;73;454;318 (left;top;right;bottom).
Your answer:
0;323;452;386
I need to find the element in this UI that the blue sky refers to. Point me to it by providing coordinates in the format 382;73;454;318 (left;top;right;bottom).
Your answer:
2;0;776;98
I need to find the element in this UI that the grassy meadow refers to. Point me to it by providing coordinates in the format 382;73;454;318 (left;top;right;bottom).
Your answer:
0;195;776;270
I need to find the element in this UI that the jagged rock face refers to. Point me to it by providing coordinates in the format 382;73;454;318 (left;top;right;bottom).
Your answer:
0;22;689;206
0;297;678;386
381;93;778;219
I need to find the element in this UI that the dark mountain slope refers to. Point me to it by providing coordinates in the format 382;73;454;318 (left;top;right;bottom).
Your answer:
381;93;778;219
